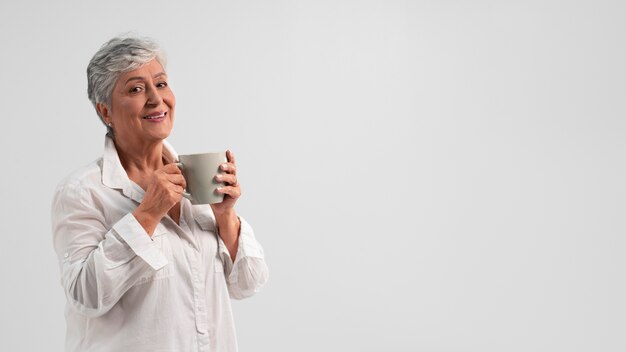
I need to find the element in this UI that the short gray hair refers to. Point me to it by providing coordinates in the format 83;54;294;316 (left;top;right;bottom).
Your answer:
87;35;167;135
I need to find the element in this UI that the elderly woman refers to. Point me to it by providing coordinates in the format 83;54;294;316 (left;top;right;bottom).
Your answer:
51;36;268;352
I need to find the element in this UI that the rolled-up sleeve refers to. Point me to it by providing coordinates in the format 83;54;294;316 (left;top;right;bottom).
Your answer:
51;182;168;317
217;216;269;300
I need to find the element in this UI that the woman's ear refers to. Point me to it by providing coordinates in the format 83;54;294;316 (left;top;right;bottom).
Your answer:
96;103;111;125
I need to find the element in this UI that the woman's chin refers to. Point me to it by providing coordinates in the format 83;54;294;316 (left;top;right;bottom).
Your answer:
144;124;173;140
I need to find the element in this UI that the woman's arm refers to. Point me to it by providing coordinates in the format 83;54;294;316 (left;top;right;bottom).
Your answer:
51;182;168;317
216;215;269;300
215;210;240;261
208;150;269;298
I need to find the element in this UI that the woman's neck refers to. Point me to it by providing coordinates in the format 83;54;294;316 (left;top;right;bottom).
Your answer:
115;139;165;177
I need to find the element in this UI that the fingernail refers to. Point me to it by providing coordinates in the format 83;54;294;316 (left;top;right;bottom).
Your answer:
215;175;222;180
221;164;228;170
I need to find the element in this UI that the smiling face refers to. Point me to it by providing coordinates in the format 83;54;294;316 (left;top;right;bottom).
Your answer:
97;59;175;148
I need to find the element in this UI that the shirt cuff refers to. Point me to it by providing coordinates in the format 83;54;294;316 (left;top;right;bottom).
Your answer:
112;213;169;270
218;216;265;263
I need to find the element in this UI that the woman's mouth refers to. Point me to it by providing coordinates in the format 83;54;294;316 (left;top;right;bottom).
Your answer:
143;111;167;122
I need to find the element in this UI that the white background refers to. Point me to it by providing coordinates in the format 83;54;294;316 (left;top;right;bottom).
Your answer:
1;0;625;351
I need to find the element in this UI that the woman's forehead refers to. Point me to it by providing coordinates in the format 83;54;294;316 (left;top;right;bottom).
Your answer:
119;59;166;83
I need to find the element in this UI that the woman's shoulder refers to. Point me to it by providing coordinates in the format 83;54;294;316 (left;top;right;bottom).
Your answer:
54;157;105;196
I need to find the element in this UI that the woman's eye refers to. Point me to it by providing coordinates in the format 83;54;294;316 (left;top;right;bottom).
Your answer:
130;86;143;93
157;82;168;88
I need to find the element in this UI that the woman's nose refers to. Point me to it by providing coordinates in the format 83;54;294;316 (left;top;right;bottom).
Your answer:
145;85;163;106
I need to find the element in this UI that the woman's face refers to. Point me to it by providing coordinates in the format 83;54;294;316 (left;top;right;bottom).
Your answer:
99;59;176;147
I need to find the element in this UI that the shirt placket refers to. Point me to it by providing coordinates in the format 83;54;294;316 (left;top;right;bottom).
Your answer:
183;220;211;351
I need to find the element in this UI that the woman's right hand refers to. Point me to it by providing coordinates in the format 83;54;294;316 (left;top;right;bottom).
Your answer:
132;163;186;235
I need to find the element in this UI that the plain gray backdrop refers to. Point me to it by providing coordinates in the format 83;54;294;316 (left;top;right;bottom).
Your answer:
1;0;625;351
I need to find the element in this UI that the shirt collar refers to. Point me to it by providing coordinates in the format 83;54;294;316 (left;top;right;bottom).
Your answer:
101;135;179;202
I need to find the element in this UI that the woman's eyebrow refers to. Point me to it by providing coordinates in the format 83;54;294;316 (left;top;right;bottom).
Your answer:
125;72;167;84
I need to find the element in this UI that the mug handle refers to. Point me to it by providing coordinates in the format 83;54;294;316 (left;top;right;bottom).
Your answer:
175;162;193;201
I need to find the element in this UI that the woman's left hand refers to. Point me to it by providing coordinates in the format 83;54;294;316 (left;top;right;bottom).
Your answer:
210;150;241;216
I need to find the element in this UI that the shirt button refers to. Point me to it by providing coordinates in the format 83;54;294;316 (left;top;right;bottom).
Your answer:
64;253;69;258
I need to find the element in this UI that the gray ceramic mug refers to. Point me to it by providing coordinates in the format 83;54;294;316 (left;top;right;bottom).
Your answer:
176;151;227;204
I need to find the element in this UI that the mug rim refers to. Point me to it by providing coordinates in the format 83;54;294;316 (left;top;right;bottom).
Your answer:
177;151;226;158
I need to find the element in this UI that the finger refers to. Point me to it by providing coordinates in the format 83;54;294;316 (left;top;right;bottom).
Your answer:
226;150;236;165
167;174;187;188
163;163;183;174
216;185;241;198
215;173;237;186
220;162;237;175
172;185;184;195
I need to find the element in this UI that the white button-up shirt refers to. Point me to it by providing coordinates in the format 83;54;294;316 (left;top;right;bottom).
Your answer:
51;136;269;352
